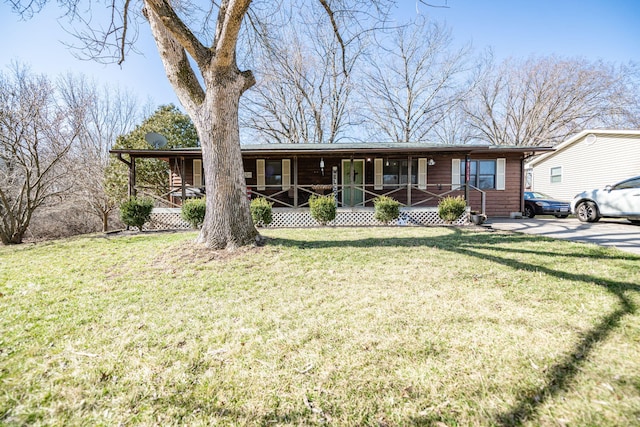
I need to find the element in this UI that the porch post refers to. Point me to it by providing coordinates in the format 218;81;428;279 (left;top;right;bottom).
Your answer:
464;154;470;202
407;155;412;207
293;156;299;207
350;157;355;207
129;157;136;198
180;156;186;201
116;153;136;198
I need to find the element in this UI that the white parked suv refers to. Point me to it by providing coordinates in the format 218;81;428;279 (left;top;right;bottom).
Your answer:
571;175;640;224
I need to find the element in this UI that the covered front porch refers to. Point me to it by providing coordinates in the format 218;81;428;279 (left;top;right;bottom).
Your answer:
111;142;551;229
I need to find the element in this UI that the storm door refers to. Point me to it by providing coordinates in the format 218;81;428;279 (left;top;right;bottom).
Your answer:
341;159;365;206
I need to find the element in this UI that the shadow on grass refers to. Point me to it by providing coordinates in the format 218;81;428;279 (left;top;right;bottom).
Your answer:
269;228;639;426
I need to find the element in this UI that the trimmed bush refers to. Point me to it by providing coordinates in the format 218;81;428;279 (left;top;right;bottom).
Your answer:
438;195;467;223
373;195;401;224
181;198;206;229
309;194;337;225
250;197;273;227
119;197;154;231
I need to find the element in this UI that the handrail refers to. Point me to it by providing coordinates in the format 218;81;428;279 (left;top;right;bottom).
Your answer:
466;184;486;215
168;182;486;215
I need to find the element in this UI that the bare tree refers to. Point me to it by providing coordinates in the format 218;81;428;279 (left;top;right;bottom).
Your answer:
360;17;475;143
0;64;81;244
465;56;638;146
8;0;393;249
57;74;140;232
241;6;362;144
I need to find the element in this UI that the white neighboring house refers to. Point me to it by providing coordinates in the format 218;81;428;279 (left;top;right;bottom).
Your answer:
526;129;640;201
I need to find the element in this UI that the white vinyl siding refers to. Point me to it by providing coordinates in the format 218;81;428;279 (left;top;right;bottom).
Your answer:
374;158;383;190
527;132;640;201
193;159;202;187
418;158;427;190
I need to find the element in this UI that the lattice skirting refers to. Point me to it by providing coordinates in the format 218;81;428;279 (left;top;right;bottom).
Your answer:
145;208;191;230
146;207;468;230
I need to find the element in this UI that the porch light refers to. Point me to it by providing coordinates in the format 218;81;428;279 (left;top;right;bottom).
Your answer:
320;158;325;175
428;158;435;166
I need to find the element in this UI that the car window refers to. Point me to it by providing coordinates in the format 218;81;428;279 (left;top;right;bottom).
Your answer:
613;177;640;190
526;192;548;199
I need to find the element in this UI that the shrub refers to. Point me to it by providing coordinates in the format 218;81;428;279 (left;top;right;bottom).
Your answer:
438;195;467;223
119;197;154;231
309;194;337;225
181;198;206;229
373;195;401;224
250;197;273;227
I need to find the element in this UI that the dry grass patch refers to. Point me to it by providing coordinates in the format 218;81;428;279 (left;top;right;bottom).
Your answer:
1;227;639;426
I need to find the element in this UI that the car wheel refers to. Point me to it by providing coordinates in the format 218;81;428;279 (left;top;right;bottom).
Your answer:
555;214;569;218
524;205;535;218
576;201;600;223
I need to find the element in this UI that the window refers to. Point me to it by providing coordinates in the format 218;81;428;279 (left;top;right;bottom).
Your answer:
613;177;640;190
265;160;282;187
550;167;562;183
383;159;418;186
460;160;496;190
256;159;290;191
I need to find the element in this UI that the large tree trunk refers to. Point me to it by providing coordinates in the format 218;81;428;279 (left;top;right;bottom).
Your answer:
143;0;258;249
193;69;259;249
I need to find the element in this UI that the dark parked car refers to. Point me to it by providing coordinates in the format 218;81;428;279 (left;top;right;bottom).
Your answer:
571;175;640;224
523;191;570;218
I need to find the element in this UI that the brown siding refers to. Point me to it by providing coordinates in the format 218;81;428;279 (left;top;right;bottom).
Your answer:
242;152;524;216
164;152;525;215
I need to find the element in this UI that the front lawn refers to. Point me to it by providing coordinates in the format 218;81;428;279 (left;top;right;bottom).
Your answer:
1;227;639;426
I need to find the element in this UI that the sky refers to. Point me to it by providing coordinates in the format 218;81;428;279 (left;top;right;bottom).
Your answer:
1;0;639;110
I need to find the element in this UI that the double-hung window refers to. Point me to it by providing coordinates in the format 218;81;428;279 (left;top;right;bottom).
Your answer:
460;160;496;189
550;167;562;183
256;159;291;191
375;158;427;190
456;158;505;190
383;159;418;186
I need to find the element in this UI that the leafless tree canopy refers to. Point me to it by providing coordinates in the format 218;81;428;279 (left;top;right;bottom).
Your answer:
58;74;141;232
0;64;81;243
359;18;476;143
464;56;638;146
241;5;364;144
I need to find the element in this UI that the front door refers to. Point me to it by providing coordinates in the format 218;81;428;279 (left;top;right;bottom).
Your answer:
342;159;365;206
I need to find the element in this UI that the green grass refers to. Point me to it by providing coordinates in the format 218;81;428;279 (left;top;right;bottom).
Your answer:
1;227;639;426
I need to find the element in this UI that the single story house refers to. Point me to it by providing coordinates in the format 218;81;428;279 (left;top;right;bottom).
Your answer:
526;129;640;202
111;143;552;227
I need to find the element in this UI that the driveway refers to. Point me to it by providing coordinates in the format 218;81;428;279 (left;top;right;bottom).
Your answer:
485;217;640;255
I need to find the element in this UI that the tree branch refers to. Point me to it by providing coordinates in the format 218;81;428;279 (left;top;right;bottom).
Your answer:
144;0;212;67
317;0;348;76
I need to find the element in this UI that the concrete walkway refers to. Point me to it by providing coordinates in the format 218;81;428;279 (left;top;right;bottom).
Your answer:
485;217;640;256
